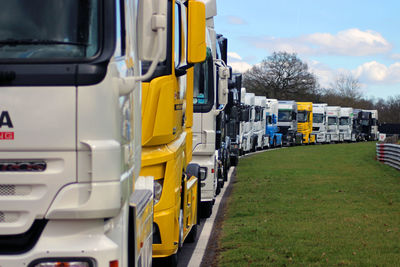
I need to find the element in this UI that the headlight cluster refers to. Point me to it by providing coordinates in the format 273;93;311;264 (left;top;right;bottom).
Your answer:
31;259;93;267
154;179;164;204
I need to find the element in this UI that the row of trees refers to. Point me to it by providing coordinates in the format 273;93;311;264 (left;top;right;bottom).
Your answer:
242;51;400;123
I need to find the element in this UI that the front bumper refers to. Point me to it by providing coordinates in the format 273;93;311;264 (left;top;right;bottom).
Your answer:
0;220;120;267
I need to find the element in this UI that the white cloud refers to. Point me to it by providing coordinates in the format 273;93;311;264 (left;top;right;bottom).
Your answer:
353;61;400;83
230;61;253;73
307;60;336;88
228;52;242;60
249;28;392;56
226;15;247;25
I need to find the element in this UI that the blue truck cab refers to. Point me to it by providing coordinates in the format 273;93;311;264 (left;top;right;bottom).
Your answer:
266;98;282;147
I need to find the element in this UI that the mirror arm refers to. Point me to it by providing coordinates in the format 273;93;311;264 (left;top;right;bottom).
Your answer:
119;14;166;96
175;63;194;77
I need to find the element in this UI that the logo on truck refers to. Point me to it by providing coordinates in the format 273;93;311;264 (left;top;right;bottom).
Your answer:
0;111;14;140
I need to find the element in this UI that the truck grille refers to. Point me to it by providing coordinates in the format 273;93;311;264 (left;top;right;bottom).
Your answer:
278;126;289;135
0;211;19;223
313;127;320;132
0;184;31;196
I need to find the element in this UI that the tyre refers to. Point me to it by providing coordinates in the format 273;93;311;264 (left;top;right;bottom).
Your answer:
230;156;239;166
200;201;213;218
165;253;178;267
185;224;198;243
223;163;228;182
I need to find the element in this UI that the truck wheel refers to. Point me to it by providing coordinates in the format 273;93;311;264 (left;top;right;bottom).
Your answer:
165;253;179;267
223;164;228;182
200;201;213;218
178;209;184;249
186;224;198;243
230;156;238;166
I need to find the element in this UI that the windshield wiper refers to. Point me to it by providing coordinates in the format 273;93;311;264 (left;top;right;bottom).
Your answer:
0;39;88;47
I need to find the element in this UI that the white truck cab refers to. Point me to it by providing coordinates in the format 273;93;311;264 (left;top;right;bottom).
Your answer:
339;107;356;141
0;0;167;266
191;0;229;217
277;100;302;146
254;96;269;150
243;92;256;152
312;103;331;143
326;106;344;142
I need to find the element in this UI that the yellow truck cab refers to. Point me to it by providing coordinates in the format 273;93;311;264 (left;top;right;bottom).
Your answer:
139;0;206;265
297;102;316;144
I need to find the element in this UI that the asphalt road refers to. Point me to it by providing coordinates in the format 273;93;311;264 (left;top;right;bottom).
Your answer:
153;167;235;267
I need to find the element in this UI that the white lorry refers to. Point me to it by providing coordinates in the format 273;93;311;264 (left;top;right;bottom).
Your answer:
191;0;229;217
326;106;344;142
277;100;303;146
243;93;256;152
0;0;166;266
254;96;269;150
339;107;356;142
312;103;331;143
239;88;249;155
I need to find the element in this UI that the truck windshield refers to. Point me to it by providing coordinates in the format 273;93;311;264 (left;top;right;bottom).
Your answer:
297;111;308;122
339;117;350;125
0;0;99;60
328;117;337;125
278;110;292;122
361;119;370;126
313;113;324;123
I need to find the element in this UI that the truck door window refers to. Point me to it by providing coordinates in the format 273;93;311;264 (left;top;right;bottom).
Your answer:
0;0;99;60
174;2;181;67
115;0;126;57
193;49;214;113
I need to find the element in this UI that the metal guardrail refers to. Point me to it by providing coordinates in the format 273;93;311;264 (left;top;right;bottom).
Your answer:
376;143;400;171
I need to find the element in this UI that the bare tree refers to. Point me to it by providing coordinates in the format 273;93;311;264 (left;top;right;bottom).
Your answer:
243;52;317;100
331;73;363;100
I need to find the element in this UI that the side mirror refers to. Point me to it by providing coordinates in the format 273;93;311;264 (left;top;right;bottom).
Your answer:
218;65;230;105
137;0;167;62
187;0;206;63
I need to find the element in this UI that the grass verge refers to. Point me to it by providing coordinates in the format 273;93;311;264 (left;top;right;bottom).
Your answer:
217;142;400;266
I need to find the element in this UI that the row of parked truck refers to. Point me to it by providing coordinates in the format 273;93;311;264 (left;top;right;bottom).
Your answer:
0;0;256;266
0;1;380;266
228;90;380;157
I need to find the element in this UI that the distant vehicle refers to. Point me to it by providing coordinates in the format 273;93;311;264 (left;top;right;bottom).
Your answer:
364;109;379;140
278;100;303;146
226;73;242;166
354;110;373;141
312;103;331;143
254;96;270;150
339;107;356;142
244;93;256;152
326;106;344;142
265;99;283;147
297;102;316;144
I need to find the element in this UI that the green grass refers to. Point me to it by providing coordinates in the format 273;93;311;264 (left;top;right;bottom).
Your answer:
217;142;400;266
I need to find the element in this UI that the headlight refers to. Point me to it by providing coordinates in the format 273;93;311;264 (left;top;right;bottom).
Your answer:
154;179;164;204
32;259;93;267
199;167;207;180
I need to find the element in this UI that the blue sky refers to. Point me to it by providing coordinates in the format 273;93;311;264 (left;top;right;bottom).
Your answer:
214;0;400;100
